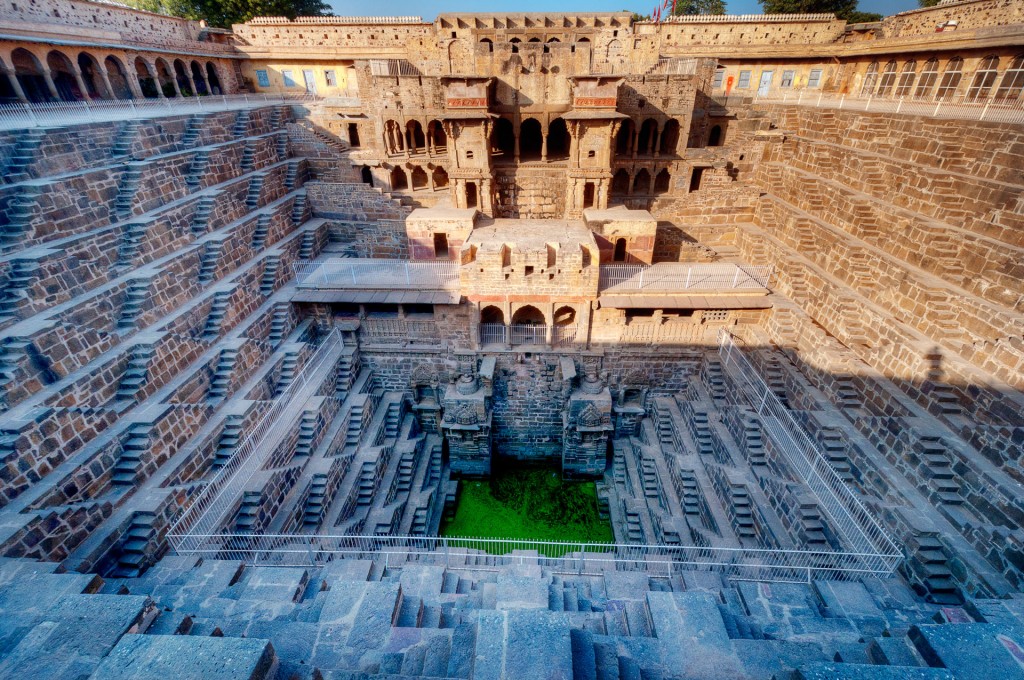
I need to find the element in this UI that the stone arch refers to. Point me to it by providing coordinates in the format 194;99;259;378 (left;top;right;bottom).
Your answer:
613;238;627;262
605;39;622;61
428;119;446;151
633;168;651;195
659;119;680;155
520;118;543;160
637;118;657;156
528;37;541;43
480;305;505;324
153;58;176;97
876;60;899;96
104;56;133;99
77;52;108;99
511;305;545;325
861;61;879;95
384;119;404;153
360;166;373;186
447;39;471;71
492;117;515;158
547;117;569;160
707;124;723;147
46;50;79;101
410;165;428;190
510;37;521;54
390;166;408;190
205;62;222;94
611;168;630;195
134;57;158;98
11;49;49;102
0;56;17;101
654;168;671;194
480;38;493;52
406;120;425;153
553;305;576;326
190;60;209;95
915;58;940;98
432;165;449;189
172;59;191;95
615;118;633;156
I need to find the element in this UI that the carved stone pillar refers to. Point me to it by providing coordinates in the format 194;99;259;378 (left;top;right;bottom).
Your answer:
71;69;92;101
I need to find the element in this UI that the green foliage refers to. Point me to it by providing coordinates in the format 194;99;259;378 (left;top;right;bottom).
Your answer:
757;0;867;21
672;0;727;16
441;465;614;551
845;10;883;22
918;0;941;6
120;0;331;29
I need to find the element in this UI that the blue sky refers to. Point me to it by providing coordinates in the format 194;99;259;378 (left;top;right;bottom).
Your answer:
328;0;919;20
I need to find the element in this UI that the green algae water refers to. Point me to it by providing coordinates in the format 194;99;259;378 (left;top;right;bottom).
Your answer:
440;462;613;552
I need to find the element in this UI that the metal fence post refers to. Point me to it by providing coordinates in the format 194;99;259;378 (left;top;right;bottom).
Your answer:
980;99;991;121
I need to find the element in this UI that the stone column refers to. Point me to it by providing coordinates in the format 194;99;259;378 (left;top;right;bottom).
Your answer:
597;179;607;209
652;127;662;158
71;68;92;101
124;59;144;99
646;129;655;155
97;66;116;100
456;179;467;209
43;69;61;101
184;71;198;97
2;68;29;103
545;302;554;346
146;61;166;99
626;171;634;196
513;122;520;162
631;127;639;159
541;126;548;162
169;69;183;98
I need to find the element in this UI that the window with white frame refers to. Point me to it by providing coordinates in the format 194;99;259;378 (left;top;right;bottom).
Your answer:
781;70;795;87
807;69;823;88
324;70;337;87
712;68;725;89
256;70;270;88
282;70;296;88
994;55;1024;102
737;70;751;88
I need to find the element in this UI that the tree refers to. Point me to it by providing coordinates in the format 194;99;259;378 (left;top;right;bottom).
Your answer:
121;0;331;29
917;0;941;6
672;0;727;15
758;0;871;22
845;10;883;21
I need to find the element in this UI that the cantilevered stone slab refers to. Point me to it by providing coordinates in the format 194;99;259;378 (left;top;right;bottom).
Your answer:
346;581;401;650
398;565;446;601
910;622;1024;680
794;663;954;679
89;634;277;679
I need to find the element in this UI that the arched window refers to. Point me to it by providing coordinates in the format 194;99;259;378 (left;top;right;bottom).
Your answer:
481;38;493;52
519;118;543;160
660;119;680;155
994;55;1024;102
11;49;50;102
428;119;446;151
876;60;899;96
154;58;176;97
384;120;404;153
466;181;478;208
77;52;107;99
512;305;545;324
134;57;158;98
432;166;449;189
491;117;515;159
46;51;79;101
965;55;999;102
480;306;505;324
553;306;575;326
633;168;651;195
173;59;191;96
637;118;657;155
390;166;408;190
510;37;521;54
547;117;569;160
935;57;964;101
860;61;879;95
360;166;373;186
654;169;671;194
613;238;627;262
406;120;425;154
615;119;633;156
104;56;133;99
205;62;222;94
410;165;428;190
707;124;723;147
190;61;209;95
611;169;630;195
915;58;939;99
894;60;917;98
528;37;541;43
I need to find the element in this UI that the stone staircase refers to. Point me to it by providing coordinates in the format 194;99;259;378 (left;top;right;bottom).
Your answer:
115;343;155;402
111;424;150;486
117;277;151;332
207;346;239;401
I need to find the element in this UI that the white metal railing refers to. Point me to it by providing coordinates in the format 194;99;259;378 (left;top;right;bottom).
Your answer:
648;57;700;75
553;324;579;347
0;93;320;131
510;324;547;346
717;330;902;566
294;259;460;291
599;263;773;292
170;533;900;581
369;59;421;77
479;323;507;346
167;328;343;552
715;88;1024;124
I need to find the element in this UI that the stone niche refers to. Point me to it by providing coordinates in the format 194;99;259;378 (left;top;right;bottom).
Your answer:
612;369;650;438
441;356;495;477
584;206;658;264
562;361;613;479
409;364;443;434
